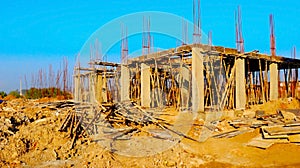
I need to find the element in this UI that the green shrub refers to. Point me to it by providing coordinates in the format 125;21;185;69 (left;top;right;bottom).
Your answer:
25;87;72;99
8;90;20;98
0;91;7;98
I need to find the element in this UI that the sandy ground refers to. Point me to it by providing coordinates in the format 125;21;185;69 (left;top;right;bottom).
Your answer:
1;98;300;168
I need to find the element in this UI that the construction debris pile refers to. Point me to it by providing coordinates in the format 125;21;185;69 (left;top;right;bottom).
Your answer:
204;98;300;150
0;99;80;167
246;108;300;149
1;97;300;167
0;98;225;167
77;100;198;145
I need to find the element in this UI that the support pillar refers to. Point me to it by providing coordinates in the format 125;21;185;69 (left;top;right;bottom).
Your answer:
235;58;246;109
89;73;95;103
192;47;204;112
74;67;81;101
121;65;130;102
270;62;279;100
141;63;151;108
74;74;80;101
95;74;103;103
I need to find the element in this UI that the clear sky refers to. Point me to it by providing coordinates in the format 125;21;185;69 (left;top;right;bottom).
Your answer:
1;0;300;92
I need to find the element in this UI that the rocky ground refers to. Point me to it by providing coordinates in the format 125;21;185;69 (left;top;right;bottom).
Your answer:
1;97;300;168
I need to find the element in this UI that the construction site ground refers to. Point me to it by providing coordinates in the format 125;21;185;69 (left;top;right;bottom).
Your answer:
1;97;300;168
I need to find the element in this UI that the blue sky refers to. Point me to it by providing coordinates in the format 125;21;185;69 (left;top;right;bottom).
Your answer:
1;0;300;92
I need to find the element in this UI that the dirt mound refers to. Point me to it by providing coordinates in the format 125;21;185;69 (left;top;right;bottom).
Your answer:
3;95;17;101
1;98;300;167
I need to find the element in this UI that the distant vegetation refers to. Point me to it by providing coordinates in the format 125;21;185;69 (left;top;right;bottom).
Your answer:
22;57;72;100
8;90;21;98
0;88;72;100
0;91;7;98
1;57;73;100
0;90;20;99
25;87;72;99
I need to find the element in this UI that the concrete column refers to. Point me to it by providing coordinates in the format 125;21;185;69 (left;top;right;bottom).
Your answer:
141;63;151;108
95;74;103;103
235;58;246;109
74;75;80;101
270;63;279;100
121;65;130;101
192;47;205;112
89;73;95;103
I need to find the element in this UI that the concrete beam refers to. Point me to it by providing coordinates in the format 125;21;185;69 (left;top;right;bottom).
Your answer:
192;47;205;112
141;63;151;108
270;63;279;100
235;58;246;109
120;65;130;102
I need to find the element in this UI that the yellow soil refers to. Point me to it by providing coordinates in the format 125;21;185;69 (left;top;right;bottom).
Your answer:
1;98;300;167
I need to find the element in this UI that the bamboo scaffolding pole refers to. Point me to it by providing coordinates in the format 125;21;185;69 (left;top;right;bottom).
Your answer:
296;68;299;98
264;61;269;101
287;66;292;97
259;59;265;103
220;58;236;110
284;69;288;98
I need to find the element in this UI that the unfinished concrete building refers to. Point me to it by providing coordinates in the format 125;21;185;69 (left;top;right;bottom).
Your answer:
73;3;300;113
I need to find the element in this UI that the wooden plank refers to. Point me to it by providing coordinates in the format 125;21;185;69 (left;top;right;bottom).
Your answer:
264;125;300;135
280;109;300;117
247;136;289;149
285;121;300;127
146;129;173;140
212;130;239;138
288;134;300;143
280;110;297;121
246;136;275;149
212;129;251;138
261;126;288;139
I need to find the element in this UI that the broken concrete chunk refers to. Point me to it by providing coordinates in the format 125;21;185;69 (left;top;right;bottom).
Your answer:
255;110;265;118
